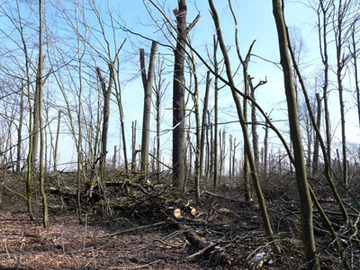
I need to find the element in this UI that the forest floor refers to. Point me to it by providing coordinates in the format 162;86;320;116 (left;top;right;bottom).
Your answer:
0;171;359;269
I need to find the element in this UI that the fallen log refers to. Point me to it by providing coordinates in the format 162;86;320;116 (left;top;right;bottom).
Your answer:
169;218;233;266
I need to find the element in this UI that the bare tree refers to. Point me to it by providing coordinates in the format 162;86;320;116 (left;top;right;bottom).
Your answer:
153;57;168;180
209;0;277;247
200;71;211;182
228;0;256;201
188;45;202;200
212;36;219;188
140;41;157;176
312;93;322;175
16;82;25;173
172;0;188;190
272;0;319;267
113;61;129;174
228;134;233;179
96;64;114;177
37;0;48;228
131;120;138;172
219;129;226;183
317;0;333;169
349;18;360;126
332;0;353;187
263;119;269;175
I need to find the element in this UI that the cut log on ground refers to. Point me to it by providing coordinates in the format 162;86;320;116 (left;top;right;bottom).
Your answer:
170;218;233;266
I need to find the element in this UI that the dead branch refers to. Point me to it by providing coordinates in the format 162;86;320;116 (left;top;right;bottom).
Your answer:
99;221;166;238
168;218;233;266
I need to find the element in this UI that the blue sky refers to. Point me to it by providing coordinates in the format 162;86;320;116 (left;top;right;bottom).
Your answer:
0;0;358;169
75;0;360;166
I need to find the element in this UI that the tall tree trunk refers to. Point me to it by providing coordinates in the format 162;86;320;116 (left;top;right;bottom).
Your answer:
263;120;269;175
232;139;238;180
16;0;34;220
318;0;333;172
76;15;85;223
228;2;255;200
250;77;259;170
26;95;34;220
219;129;225;183
272;0;319;267
193;73;201;199
204;116;210;181
32;84;40;172
37;0;48;228
213;36;219;188
209;0;277;246
140;42;157;176
16;83;24;173
54;111;64;209
113;145;117;169
114;79;129;174
334;2;349;186
241;66;250;201
153;58;166;181
312;93;322;175
200;71;210;180
208;111;214;179
335;39;348;187
96;64;114;177
288;29;349;223
172;0;187;190
189;47;202;200
228;135;233;179
351;23;360;126
131;120;137;172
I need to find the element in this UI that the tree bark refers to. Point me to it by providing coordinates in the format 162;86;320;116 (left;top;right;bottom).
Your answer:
37;0;48;228
209;0;276;246
287;18;349;224
318;0;333;172
312;93;321;174
131;120;137;172
96;64;114;177
15;0;34;220
193;74;201;200
333;0;350;186
263;120;269;175
272;0;319;267
153;58;166;181
200;71;210;181
140;42;157;175
172;0;187;190
114;77;129;174
250;77;259;170
16;83;24;173
351;23;360;126
213;36;219;188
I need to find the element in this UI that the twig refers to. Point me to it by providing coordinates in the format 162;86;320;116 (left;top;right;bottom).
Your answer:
154;238;183;248
245;238;279;262
2;184;27;200
61;227;65;255
204;190;239;202
16;240;25;270
108;259;162;269
98;221;166;238
161;229;183;241
84;247;99;268
187;242;217;259
2;226;11;261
